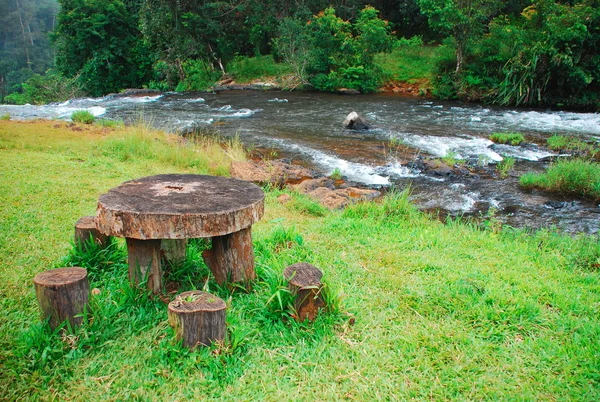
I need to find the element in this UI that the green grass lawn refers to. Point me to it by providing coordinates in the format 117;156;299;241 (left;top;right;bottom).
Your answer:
1;120;599;400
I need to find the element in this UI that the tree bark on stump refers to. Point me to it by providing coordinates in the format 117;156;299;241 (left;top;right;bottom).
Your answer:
126;238;162;293
283;263;326;322
168;290;226;349
202;227;256;286
74;216;109;250
33;267;89;330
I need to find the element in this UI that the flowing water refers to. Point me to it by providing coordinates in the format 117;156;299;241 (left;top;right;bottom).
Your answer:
3;90;600;233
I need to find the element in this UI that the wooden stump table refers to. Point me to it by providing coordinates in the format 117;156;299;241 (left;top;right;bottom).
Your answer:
96;174;264;293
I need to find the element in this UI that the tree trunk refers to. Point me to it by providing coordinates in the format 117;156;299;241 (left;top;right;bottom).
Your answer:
455;39;466;75
168;290;226;349
33;267;89;330
283;262;326;322
126;238;163;293
74;216;109;250
15;0;31;69
202;227;256;286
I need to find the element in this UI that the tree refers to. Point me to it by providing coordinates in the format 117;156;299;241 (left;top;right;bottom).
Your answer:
492;0;600;108
418;0;500;74
54;0;151;96
302;6;393;92
0;0;59;101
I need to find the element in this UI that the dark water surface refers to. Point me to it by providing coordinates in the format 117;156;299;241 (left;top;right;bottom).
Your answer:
3;90;600;233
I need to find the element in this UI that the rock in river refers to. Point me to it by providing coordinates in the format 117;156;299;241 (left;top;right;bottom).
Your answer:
342;112;370;130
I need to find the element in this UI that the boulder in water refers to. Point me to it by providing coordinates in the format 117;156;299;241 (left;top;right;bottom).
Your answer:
342;112;370;130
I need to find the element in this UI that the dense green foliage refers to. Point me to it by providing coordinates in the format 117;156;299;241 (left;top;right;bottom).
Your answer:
0;0;60;102
1;0;599;108
426;0;600;109
305;6;393;92
54;0;152;97
3;69;82;105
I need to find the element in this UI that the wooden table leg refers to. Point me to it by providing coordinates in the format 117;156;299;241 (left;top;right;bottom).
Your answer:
203;227;256;286
161;239;187;265
126;238;163;293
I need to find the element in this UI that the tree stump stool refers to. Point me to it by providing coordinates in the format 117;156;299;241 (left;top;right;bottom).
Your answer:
74;216;109;250
33;267;89;330
283;263;326;322
168;290;226;349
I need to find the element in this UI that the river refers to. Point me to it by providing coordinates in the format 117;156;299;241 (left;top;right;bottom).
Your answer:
2;90;600;233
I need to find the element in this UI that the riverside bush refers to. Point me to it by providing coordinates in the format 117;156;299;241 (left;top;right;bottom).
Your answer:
176;60;221;91
275;6;393;93
227;55;292;83
3;70;83;105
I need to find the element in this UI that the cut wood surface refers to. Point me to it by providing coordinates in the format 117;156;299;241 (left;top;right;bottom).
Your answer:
74;216;108;249
33;267;89;330
203;227;255;285
96;174;264;239
168;290;226;349
283;262;326;322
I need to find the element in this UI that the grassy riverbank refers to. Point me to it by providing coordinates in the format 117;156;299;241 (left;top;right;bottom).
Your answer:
1;120;599;400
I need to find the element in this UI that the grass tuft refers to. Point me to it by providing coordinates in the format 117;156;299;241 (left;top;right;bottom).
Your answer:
71;110;96;124
95;118;123;128
547;135;599;158
497;156;516;178
287;193;328;217
97;120;245;174
520;158;600;200
490;132;525;145
329;167;342;181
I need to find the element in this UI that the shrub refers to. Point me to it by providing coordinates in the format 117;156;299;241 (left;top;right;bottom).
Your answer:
176;60;221;91
490;132;525;145
0;113;10;121
3;70;83;105
306;6;393;93
227;55;292;83
520;159;600;200
71;110;96;124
